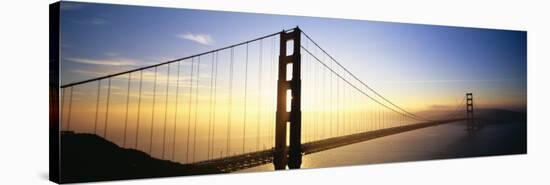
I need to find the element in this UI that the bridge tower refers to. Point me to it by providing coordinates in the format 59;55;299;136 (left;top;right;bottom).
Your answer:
466;93;476;131
274;27;302;170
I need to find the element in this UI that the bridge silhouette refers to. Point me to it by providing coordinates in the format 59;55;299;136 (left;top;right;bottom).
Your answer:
58;27;480;173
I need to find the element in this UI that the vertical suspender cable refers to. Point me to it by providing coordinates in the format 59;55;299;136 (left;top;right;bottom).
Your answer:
162;64;171;158
193;56;201;162
269;37;275;147
378;106;380;130
311;49;315;139
103;78;111;138
336;70;340;136
123;73;131;147
316;53;321;140
186;58;195;162
172;61;181;161
329;53;333;138
135;71;143;149
227;48;234;156
149;67;158;154
93;81;101;134
207;53;215;159
342;80;350;135
66;86;74;131
308;46;312;141
242;43;249;154
211;52;219;159
256;40;263;151
59;88;67;130
322;57;327;139
60;88;66;130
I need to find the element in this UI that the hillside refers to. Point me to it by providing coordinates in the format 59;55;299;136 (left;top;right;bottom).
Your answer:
59;132;216;183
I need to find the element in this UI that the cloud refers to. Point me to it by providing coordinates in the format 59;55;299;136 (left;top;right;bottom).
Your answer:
71;69;213;89
60;3;84;10
66;57;138;66
90;17;107;25
71;69;110;77
72;17;107;26
177;33;214;45
104;52;120;57
60;43;71;49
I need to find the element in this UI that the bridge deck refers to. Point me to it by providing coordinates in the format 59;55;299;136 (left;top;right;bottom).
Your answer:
190;119;464;173
301;119;464;154
192;149;275;173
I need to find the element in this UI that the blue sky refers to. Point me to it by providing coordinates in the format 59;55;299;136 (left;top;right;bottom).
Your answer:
59;1;527;111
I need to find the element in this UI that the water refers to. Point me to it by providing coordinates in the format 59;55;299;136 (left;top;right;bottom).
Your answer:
239;121;526;172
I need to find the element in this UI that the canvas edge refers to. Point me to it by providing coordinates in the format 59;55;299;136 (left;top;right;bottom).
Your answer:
49;1;61;184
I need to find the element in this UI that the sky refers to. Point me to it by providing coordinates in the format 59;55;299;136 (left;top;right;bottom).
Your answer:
57;1;527;162
59;1;527;112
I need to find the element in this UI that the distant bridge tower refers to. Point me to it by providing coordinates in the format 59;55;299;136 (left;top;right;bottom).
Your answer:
466;93;476;131
274;27;302;170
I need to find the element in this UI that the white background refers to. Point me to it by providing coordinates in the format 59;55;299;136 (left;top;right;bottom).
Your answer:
0;0;548;184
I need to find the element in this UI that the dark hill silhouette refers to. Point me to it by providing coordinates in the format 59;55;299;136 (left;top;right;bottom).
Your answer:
59;132;218;183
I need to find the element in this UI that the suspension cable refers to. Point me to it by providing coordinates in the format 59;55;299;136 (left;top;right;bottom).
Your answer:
301;31;429;121
301;46;424;122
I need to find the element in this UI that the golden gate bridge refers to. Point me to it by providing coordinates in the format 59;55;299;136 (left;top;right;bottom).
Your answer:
56;27;480;174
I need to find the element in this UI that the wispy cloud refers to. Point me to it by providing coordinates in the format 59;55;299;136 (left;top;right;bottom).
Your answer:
71;69;110;77
60;43;71;49
104;52;120;57
72;17;107;26
60;3;84;11
177;33;214;45
90;17;107;25
66;57;138;66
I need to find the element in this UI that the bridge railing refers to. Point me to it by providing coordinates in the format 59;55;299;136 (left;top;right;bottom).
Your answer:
59;30;290;165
